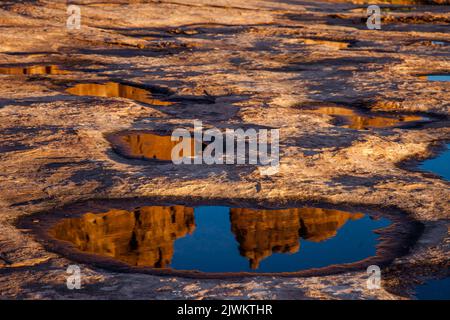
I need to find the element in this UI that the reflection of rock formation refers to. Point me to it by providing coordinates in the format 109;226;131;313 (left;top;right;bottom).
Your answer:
65;82;172;106
310;106;422;130
115;132;197;161
51;206;195;267
230;208;364;269
303;39;349;49
0;65;67;75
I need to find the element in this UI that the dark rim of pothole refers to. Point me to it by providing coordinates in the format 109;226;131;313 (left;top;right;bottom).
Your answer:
18;197;424;279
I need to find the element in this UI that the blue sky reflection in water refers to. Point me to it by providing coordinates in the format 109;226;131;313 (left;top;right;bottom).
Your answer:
427;75;450;82
415;277;450;300
171;207;389;273
419;143;450;181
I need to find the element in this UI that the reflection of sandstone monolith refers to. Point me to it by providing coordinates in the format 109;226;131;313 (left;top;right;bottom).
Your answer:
310;106;422;130
230;208;364;269
0;65;67;75
51;205;195;267
115;132;197;161
65;82;172;106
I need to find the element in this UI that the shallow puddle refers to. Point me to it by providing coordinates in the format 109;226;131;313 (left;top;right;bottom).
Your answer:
426;75;450;82
431;41;449;46
351;0;436;4
50;205;390;273
108;131;198;161
66;82;173;106
308;106;425;130
302;39;349;49
414;277;450;300
0;65;68;75
419;143;450;181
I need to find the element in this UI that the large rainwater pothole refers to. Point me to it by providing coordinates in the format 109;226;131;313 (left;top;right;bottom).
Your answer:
65;82;173;106
46;205;392;273
0;65;68;75
306;106;426;130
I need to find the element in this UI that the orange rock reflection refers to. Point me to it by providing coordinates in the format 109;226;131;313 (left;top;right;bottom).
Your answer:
66;82;173;106
303;39;349;49
309;106;423;129
50;206;366;271
0;65;68;75
50;206;195;267
230;208;364;269
112;132;198;161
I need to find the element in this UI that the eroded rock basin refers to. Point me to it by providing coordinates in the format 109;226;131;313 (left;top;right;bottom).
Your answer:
22;199;426;277
304;105;427;129
66;82;173;106
107;131;198;162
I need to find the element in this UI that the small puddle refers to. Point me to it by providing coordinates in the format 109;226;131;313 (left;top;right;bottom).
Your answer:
414;277;450;300
108;131;198;162
419;143;450;181
302;39;349;49
426;74;450;82
381;6;416;12
66;82;173;106
49;205;390;273
307;106;425;130
352;0;441;4
0;65;68;75
431;41;449;46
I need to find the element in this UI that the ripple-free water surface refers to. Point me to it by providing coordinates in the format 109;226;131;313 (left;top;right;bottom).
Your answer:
0;65;68;75
427;75;450;82
66;82;173;106
50;205;390;273
416;143;449;299
419;143;450;181
108;131;197;162
307;106;425;130
415;277;450;300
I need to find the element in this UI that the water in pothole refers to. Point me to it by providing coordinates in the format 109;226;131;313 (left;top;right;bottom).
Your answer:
308;106;425;130
415;277;450;300
66;82;173;106
302;39;349;49
427;75;450;82
0;65;68;75
431;41;448;46
419;143;450;181
50;205;390;273
108;131;198;161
